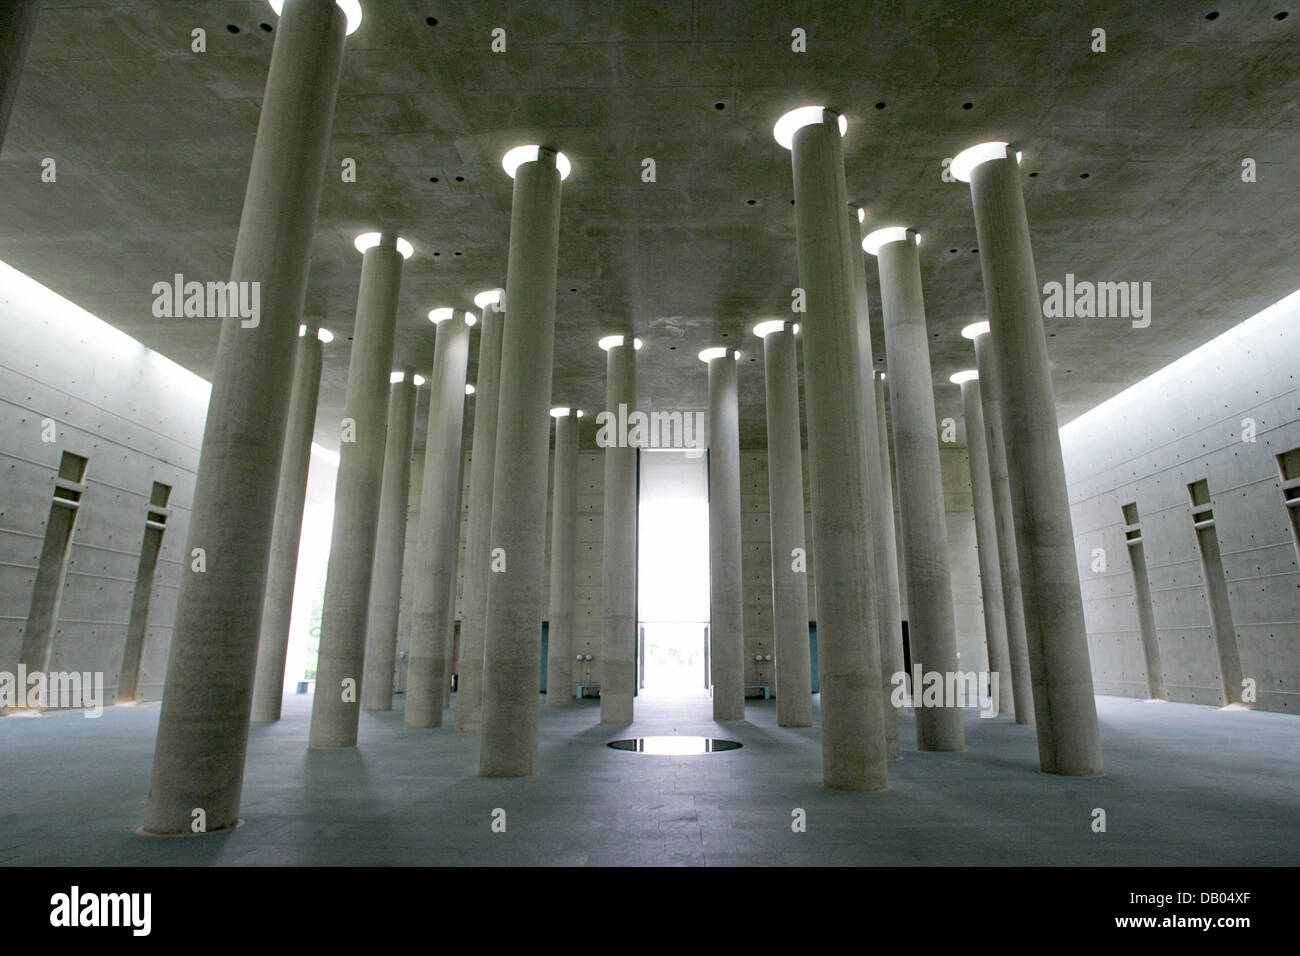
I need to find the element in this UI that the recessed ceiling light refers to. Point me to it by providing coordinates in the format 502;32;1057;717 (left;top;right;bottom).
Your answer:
1205;11;1220;20
961;321;991;340
962;102;974;110
390;371;406;384
698;347;731;362
949;370;979;384
426;16;438;26
465;384;475;395
753;320;787;338
227;24;240;33
428;307;455;324
875;102;886;109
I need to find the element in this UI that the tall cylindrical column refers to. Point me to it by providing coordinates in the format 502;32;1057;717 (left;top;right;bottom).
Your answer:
0;0;40;151
867;227;965;752
360;372;419;712
441;410;470;712
954;372;1014;717
309;233;408;749
964;323;1034;725
598;336;638;724
703;347;744;721
873;371;906;734
851;206;904;759
405;309;472;728
546;407;580;705
957;141;1103;775
141;0;351;835
755;322;812;728
455;290;505;732
778;107;888;791
250;326;326;722
479;146;566;777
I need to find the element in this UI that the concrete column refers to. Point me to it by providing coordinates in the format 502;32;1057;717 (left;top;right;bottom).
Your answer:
0;0;40;151
964;324;1034;724
479;146;566;777
308;233;408;749
455;289;505;732
141;0;351;835
405;309;472;728
598;336;638;724
866;227;965;752
754;322;812;728
546;407;580;705
873;371;906;731
442;410;470;711
250;326;326;722
777;107;888;791
957;141;1103;775
954;372;1014;718
851;206;904;759
360;372;419;712
703;347;744;721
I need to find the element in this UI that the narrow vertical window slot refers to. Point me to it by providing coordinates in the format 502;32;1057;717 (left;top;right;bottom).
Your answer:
1186;478;1243;705
117;481;172;702
19;452;89;689
1276;447;1300;563
1121;501;1165;700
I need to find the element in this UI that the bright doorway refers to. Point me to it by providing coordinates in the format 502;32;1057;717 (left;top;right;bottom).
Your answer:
637;449;710;698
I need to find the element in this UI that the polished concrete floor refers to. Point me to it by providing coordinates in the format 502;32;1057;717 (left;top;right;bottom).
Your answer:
1;691;1296;866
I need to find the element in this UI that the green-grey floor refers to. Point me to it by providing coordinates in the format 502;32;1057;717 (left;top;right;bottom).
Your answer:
1;692;1296;865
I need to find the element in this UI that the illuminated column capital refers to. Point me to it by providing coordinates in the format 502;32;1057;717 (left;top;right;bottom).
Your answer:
354;231;414;259
773;106;847;150
267;0;363;35
502;145;572;180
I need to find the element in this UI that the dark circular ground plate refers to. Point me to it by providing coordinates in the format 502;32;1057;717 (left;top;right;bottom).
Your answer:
607;736;743;755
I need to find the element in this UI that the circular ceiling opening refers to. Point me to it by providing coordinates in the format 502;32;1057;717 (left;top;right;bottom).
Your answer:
607;736;742;755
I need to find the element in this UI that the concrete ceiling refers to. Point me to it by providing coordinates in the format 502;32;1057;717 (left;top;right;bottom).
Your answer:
1;0;1297;451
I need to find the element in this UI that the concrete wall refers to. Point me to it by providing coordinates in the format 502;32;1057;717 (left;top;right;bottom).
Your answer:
0;260;208;702
1061;290;1300;715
